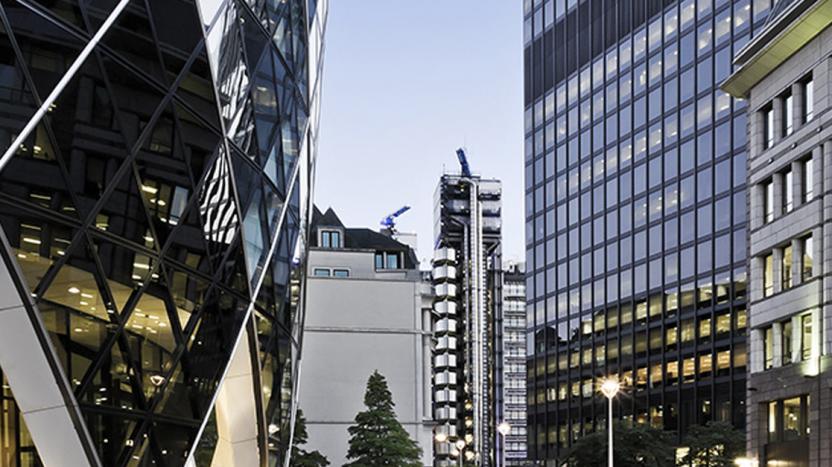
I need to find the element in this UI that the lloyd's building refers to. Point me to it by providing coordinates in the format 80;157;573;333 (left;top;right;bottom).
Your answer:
0;0;326;466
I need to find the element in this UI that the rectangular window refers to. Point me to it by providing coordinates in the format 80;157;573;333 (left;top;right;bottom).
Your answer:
765;106;775;148
783;397;806;441
386;253;400;270
313;268;331;277
375;253;384;269
320;230;340;248
764;253;774;297
764;181;774;223
333;269;350;278
801;314;813;361
764;326;774;369
803;157;814;202
784;169;793;212
804;78;814;122
802;235;813;280
782;245;792;289
784;92;793;135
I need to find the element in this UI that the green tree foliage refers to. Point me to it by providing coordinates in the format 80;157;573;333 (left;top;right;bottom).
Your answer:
561;422;675;467
290;408;330;467
344;370;422;467
679;421;745;467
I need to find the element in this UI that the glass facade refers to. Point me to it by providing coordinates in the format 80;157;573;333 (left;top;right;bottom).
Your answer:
0;369;41;467
0;0;325;465
522;0;769;461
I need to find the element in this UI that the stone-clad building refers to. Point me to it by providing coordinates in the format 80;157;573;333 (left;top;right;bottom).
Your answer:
722;0;832;465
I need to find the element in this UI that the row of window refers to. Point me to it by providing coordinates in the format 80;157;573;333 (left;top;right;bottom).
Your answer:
767;396;809;443
761;235;813;297
763;77;814;149
762;314;814;370
532;395;737;448
533;310;746;374
761;157;814;224
531;348;745;405
529;276;746;350
312;268;349;278
319;229;342;248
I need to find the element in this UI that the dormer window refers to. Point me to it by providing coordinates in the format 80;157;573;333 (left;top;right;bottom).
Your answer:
320;230;341;248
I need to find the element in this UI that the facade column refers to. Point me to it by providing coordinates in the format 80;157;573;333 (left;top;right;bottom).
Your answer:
772;172;785;219
750;328;765;373
772;96;785;145
793;159;805;209
772;247;784;294
751;183;765;230
792;82;805;133
771;321;783;368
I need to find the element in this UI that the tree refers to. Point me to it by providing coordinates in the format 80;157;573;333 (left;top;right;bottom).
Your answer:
561;422;675;467
679;421;745;467
344;370;422;467
290;408;330;467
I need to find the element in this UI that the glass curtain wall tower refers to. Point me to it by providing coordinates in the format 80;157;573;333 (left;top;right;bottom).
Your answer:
0;0;326;466
522;0;776;462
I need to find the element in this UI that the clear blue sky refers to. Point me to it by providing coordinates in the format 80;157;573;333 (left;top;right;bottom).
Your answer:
315;1;525;266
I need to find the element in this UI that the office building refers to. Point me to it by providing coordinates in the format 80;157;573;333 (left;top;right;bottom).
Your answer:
722;0;832;465
522;0;772;462
298;207;434;466
501;262;528;465
432;172;502;466
0;1;326;466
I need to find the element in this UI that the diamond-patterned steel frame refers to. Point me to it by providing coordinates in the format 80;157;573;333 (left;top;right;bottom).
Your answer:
0;0;326;465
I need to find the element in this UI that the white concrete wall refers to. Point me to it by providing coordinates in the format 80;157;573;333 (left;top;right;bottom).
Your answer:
299;249;433;466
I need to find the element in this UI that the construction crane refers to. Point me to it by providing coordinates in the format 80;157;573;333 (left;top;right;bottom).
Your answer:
380;205;411;232
456;148;472;178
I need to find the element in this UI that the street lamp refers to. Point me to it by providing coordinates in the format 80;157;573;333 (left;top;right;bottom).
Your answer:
455;439;466;467
435;432;448;443
600;378;620;467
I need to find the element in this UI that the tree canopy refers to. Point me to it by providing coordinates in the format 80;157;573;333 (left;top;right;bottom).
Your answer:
561;422;676;467
679;421;745;467
344;370;422;467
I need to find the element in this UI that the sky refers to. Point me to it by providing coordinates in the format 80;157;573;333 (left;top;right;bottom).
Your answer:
314;1;525;266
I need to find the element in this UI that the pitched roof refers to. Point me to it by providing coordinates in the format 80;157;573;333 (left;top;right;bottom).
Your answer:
311;207;344;228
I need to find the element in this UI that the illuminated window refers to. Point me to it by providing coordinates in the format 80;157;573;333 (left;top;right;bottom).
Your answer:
763;253;774;297
801;314;813;361
764;180;774;222
802;235;814;280
804;78;814;122
781;245;793;289
804;157;814;202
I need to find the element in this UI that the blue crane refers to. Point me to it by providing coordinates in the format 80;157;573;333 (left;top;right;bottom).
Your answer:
456;148;472;178
380;205;411;232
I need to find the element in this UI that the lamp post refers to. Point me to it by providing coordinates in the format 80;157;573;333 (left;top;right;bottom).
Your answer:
455;439;466;467
600;379;620;467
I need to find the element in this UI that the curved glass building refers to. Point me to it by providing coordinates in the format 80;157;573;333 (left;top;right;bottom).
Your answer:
0;0;326;466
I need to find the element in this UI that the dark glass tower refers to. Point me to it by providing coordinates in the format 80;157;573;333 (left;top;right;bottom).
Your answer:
0;0;326;466
522;0;775;462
